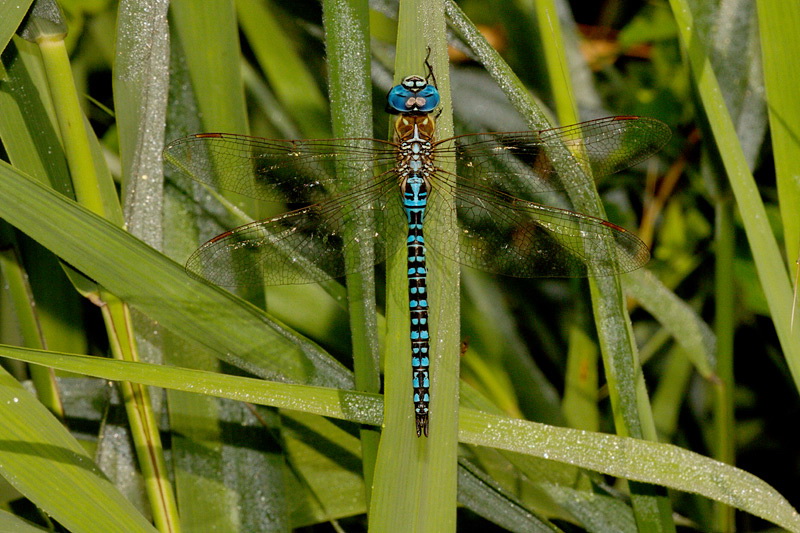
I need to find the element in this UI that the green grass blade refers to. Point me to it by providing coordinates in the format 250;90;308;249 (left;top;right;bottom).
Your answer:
113;6;182;530
686;5;766;529
159;10;267;530
712;195;736;531
370;2;460;532
668;0;800;391
2;342;371;530
0;230;63;416
167;0;256;219
168;0;247;136
0;510;46;533
35;30;120;222
0;160;352;389
0;344;381;427
529;0;579;125
321;0;381;502
0;35;84;403
20;9;180;528
0;365;157;532
757;0;800;265
7;344;799;531
0;1;34;79
625;268;715;377
457;460;560;532
282;412;367;526
460;385;639;529
458;411;800;531
0;37;73;195
237;0;330;139
114;0;171;247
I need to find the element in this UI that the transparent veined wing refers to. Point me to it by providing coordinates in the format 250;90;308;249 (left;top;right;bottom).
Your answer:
184;171;406;286
433;116;670;200
425;166;650;278
167;116;664;285
164;132;398;204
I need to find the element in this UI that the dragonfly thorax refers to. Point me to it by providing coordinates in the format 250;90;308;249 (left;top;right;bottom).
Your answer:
395;114;436;143
395;115;435;188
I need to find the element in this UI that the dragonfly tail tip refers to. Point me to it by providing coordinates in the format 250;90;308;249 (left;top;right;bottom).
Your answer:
416;415;429;437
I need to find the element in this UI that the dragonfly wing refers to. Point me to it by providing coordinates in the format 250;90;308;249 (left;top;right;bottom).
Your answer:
426;173;649;278
185;174;405;286
164;133;397;203
434;116;670;197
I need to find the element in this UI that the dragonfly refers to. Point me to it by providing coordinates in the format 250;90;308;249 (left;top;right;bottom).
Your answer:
164;72;670;437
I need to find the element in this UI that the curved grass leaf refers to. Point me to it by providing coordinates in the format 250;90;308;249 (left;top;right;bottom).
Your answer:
0;160;351;390
4;344;798;530
625;268;716;377
0;366;156;532
459;411;800;531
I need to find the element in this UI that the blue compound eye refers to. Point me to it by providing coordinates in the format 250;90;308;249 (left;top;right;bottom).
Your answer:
414;85;440;112
386;76;440;114
386;84;415;113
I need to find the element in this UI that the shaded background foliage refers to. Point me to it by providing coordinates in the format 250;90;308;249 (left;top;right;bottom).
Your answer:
0;0;798;531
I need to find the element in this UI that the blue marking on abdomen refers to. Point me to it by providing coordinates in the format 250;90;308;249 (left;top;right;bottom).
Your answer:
403;174;431;437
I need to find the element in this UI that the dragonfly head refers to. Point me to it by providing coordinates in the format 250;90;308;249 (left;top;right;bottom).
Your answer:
386;75;440;115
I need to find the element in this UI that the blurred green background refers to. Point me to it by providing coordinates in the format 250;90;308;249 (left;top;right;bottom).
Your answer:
0;0;798;531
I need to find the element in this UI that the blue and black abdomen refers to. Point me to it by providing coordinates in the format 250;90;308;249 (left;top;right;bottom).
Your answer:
403;176;431;437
